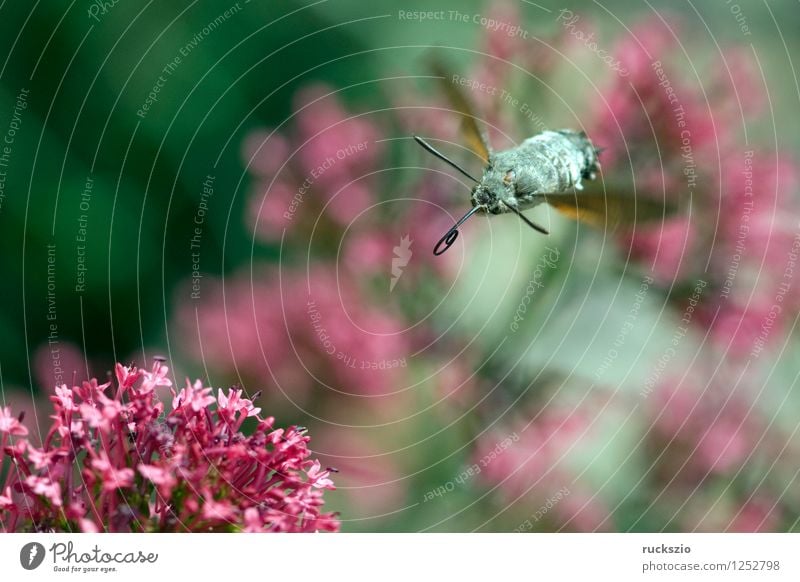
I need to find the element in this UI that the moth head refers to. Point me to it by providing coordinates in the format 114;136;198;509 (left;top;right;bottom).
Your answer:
471;184;492;207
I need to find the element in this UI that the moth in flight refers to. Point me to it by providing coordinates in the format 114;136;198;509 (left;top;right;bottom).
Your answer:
415;63;674;255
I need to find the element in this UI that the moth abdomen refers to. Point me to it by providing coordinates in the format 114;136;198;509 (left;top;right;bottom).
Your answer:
514;130;599;195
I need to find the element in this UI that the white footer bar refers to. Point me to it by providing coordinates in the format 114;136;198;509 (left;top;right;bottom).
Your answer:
2;533;797;581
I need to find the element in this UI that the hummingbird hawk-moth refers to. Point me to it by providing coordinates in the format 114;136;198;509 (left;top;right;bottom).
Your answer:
416;63;674;255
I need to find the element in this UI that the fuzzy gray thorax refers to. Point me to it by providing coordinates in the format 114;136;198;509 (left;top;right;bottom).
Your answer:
471;129;600;215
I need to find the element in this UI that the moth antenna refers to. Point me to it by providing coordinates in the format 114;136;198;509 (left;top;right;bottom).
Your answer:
501;201;549;235
433;205;483;256
413;135;480;184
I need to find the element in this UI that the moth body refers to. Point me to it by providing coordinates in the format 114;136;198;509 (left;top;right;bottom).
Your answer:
412;74;611;255
471;129;600;215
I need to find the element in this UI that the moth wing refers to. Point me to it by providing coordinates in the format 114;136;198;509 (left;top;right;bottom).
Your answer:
542;186;681;229
429;58;491;163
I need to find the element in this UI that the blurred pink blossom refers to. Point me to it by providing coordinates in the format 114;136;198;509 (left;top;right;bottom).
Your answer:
649;377;765;478
313;426;406;517
243;84;385;244
475;400;613;531
622;217;696;284
241;130;291;178
727;497;781;532
177;265;411;404
33;342;86;396
593;14;800;361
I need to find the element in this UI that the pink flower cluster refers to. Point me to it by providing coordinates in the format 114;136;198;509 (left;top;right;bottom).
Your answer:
0;361;338;532
593;15;800;356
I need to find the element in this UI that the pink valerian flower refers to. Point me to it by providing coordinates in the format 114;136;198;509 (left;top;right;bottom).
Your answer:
89;453;135;492
0;359;338;533
306;461;335;490
217;388;261;418
592;16;709;169
591;23;722;224
22;475;62;507
0;406;28;436
242;130;291;179
431;357;481;416
620;218;697;284
695;153;800;356
27;445;67;471
52;384;77;412
1;391;49;447
138;464;177;499
698;303;777;358
247;180;297;239
292;84;383;190
72;377;111;403
589;19;714;286
172;379;215;413
242;507;262;532
0;486;13;510
202;495;237;522
141;361;172;394
114;362;141;390
79;518;99;533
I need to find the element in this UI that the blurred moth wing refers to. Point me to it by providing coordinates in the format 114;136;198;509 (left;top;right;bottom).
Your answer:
543;184;680;230
429;58;491;163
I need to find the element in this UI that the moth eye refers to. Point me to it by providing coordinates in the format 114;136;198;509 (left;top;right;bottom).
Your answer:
503;170;515;185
